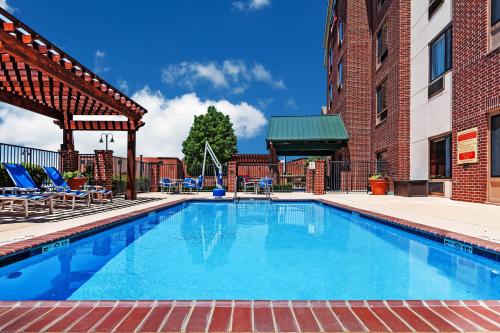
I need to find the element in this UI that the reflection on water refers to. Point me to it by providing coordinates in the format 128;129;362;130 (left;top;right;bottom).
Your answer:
0;201;498;300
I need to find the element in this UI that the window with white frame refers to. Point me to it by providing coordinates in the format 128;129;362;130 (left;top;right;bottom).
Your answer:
377;21;388;65
338;19;344;46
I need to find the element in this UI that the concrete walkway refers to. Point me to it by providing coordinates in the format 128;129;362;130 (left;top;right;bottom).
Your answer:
0;192;499;245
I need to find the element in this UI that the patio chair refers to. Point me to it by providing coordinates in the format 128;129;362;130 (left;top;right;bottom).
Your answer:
43;166;112;204
159;177;175;194
0;192;53;218
242;176;254;193
2;163;90;210
259;177;273;195
182;176;203;194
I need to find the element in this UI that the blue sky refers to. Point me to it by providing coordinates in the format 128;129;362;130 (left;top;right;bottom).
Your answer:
0;0;327;157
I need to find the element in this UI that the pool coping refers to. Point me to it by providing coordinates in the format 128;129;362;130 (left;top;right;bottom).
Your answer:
0;197;499;268
0;300;499;332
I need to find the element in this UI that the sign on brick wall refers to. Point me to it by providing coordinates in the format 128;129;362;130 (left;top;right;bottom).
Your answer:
457;127;478;164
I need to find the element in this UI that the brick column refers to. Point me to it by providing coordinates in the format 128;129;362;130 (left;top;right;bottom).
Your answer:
228;161;237;193
59;150;79;173
150;163;161;192
306;168;314;193
313;160;325;195
94;150;113;190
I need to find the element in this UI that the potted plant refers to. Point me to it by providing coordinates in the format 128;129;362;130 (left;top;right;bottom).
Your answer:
63;171;87;190
369;173;389;195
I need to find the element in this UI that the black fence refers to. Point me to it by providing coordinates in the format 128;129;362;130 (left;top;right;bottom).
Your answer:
0;143;60;168
326;161;388;193
236;163;306;193
112;157;153;194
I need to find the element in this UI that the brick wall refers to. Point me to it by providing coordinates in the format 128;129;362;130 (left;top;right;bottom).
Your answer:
94;150;113;190
306;168;314;193
369;0;411;180
451;0;500;203
227;161;237;193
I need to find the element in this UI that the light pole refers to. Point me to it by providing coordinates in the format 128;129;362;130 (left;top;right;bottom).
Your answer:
99;133;114;151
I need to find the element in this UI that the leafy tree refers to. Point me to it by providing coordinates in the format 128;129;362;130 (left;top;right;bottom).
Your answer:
182;106;237;175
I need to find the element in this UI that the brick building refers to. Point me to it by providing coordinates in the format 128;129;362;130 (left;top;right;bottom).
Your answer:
324;0;500;203
324;0;411;180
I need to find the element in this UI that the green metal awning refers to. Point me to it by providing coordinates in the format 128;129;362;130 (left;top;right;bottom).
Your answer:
266;115;349;156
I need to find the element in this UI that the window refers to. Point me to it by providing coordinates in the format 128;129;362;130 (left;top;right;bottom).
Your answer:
338;19;344;46
429;27;452;82
378;0;385;8
338;60;343;89
376;80;387;123
491;0;500;50
429;135;452;179
428;0;444;19
492;114;500;177
376;151;388;174
493;0;500;27
329;49;334;69
377;21;388;64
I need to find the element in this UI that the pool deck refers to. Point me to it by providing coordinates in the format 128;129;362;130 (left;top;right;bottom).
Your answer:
0;192;500;332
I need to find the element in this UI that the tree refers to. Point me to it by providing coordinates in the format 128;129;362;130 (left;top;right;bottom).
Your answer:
182;106;237;175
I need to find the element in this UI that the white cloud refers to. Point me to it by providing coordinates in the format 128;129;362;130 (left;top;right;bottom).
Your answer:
249;0;271;9
162;60;284;92
233;0;271;11
252;63;286;89
0;89;267;159
285;98;299;110
117;79;129;93
94;50;110;74
0;0;14;13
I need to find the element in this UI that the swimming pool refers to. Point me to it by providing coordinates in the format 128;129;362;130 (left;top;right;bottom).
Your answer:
0;200;498;300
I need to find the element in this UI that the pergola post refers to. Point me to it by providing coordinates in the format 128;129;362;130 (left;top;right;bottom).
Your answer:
59;128;79;172
126;129;137;200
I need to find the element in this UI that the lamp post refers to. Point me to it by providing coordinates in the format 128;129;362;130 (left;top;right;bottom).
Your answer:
99;133;114;151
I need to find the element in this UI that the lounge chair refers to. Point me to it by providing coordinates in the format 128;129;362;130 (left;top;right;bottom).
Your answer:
2;163;90;210
159;178;175;194
0;191;53;218
259;177;273;194
43;166;112;204
182;176;203;194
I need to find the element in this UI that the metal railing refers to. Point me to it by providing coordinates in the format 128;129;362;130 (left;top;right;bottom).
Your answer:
326;161;388;193
0;143;60;168
112;157;153;194
157;163;229;191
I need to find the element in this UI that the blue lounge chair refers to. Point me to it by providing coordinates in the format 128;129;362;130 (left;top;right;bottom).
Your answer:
43;166;112;204
0;192;53;218
159;178;175;194
259;177;273;194
182;176;203;194
2;163;90;210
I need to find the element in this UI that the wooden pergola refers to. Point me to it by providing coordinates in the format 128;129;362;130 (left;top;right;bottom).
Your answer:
0;8;147;200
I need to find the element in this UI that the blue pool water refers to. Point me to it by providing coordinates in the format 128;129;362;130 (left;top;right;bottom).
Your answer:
0;201;499;300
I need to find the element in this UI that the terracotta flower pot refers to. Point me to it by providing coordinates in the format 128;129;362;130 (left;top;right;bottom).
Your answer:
369;179;388;195
66;177;87;191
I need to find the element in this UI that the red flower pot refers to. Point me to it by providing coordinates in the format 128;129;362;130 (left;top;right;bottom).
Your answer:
67;177;87;190
369;179;388;195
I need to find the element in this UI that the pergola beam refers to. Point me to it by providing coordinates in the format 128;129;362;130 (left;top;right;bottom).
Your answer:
0;30;140;120
54;120;144;131
0;88;63;120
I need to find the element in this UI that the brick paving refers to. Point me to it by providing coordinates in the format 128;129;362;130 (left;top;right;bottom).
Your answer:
0;300;497;332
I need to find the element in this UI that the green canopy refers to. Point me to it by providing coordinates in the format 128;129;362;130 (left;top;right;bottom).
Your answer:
266;115;349;156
